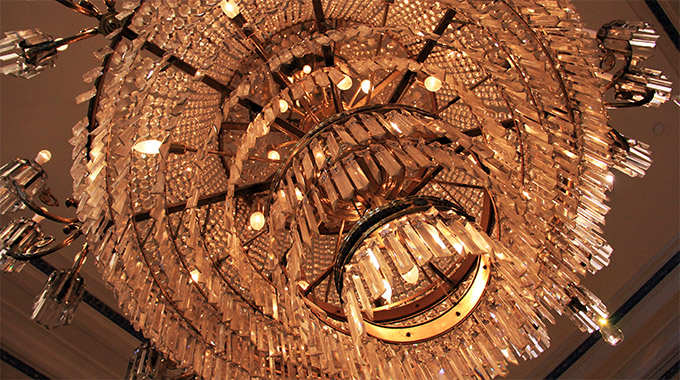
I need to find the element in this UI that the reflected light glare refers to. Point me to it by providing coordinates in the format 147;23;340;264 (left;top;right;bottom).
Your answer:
190;269;200;283
295;187;304;201
402;266;419;284
133;139;162;155
380;280;392;303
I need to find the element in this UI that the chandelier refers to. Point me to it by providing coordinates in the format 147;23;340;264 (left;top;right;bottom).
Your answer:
0;0;674;378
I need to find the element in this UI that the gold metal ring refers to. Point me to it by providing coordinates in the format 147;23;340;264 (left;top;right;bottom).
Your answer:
364;254;490;343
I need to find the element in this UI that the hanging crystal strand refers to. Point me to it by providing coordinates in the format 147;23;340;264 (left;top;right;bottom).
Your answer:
564;284;610;333
342;277;366;348
355;252;386;300
351;274;374;320
31;244;88;329
124;342;168;380
380;226;419;284
611;137;652;178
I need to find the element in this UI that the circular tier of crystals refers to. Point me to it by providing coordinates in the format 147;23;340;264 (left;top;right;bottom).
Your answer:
67;0;650;377
265;103;497;342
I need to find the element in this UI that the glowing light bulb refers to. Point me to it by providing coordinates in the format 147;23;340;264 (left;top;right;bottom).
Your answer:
360;79;371;94
424;75;442;92
249;211;266;230
57;44;69;52
337;75;353;91
133;139;162;154
302;65;312;74
267;150;280;161
34;150;52;165
278;99;289;113
219;0;240;18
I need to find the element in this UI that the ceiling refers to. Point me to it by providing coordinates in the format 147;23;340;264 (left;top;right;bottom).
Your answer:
0;0;678;378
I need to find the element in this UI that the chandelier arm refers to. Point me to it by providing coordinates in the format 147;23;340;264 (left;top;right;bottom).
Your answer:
167;142;278;162
51;0;101;18
387;8;457;104
402;166;444;196
605;87;657;108
13;184;79;224
5;227;82;261
103;0;116;12
22;28;100;64
302;264;334;296
607;128;631;151
352;70;401;109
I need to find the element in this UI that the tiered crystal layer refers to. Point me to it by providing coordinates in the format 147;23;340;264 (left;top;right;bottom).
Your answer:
69;0;658;378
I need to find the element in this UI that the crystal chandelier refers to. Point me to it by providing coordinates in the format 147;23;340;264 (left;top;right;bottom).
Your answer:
0;0;674;378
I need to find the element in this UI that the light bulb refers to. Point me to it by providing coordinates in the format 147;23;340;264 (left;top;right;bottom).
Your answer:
133;139;162;155
361;79;371;94
337;75;353;91
424;75;442;92
57;44;69;52
219;0;240;18
278;99;289;113
34;150;52;165
302;65;312;74
250;211;266;230
267;150;280;161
